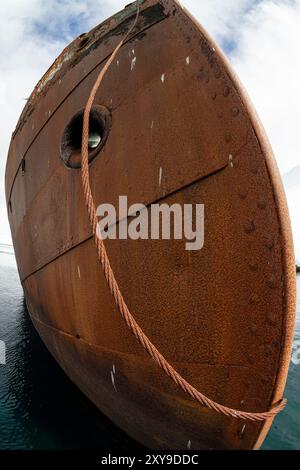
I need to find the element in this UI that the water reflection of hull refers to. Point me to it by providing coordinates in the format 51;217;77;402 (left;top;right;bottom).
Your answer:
5;0;296;450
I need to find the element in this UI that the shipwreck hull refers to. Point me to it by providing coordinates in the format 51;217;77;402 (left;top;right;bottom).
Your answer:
5;0;296;450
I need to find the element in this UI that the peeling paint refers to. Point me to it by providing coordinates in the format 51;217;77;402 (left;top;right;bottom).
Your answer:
14;2;168;135
37;51;75;95
131;56;137;71
159;167;163;186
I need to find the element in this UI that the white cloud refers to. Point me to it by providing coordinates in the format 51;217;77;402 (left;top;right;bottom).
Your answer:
228;0;300;262
0;0;300;261
0;0;128;244
181;0;256;44
231;0;300;175
182;0;300;261
0;80;6;105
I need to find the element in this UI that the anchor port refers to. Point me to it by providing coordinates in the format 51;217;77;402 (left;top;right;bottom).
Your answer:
60;105;111;169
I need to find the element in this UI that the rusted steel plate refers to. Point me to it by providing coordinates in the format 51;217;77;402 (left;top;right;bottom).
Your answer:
6;0;296;450
5;0;166;201
8;9;249;280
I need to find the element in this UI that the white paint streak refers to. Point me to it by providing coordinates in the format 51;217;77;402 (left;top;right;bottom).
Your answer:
150;120;154;129
112;364;116;374
187;440;192;450
186;56;190;65
77;266;81;279
131;56;137;71
229;154;234;168
0;340;6;365
161;73;165;83
159;167;163;187
111;370;117;392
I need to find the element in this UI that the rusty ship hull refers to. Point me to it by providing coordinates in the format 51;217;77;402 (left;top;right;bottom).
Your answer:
5;0;296;450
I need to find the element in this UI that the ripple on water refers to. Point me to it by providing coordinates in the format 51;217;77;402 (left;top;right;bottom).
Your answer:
0;254;141;450
262;275;300;450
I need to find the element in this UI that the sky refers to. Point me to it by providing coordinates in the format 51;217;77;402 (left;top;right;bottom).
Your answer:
0;0;300;261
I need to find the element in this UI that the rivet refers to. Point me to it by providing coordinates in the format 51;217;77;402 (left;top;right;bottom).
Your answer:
268;312;277;325
257;200;267;210
197;66;206;81
231;107;240;117
225;132;232;143
239;188;248;200
264;344;273;356
265;237;274;250
214;65;221;79
267;276;277;289
244;220;256;234
248;262;258;272
223;86;230;97
249;294;259;305
250;159;259;174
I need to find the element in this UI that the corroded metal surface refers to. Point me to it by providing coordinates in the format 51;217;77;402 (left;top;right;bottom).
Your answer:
5;0;296;450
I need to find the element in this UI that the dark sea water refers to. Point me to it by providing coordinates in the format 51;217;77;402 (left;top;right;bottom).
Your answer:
0;247;139;451
0;245;299;450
